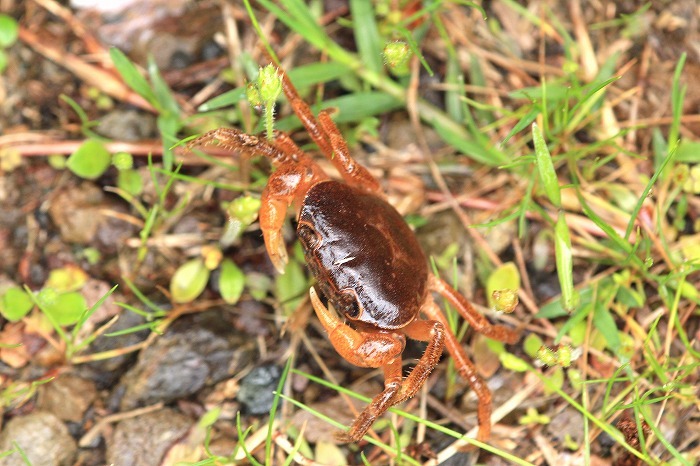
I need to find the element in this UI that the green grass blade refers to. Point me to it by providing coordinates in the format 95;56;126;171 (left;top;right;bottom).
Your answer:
71;284;119;344
109;47;157;108
554;211;577;311
432;119;505;166
623;145;678;241
532;122;562;207
266;357;293;465
502;107;539;146
350;0;384;76
668;52;687;151
397;26;433;76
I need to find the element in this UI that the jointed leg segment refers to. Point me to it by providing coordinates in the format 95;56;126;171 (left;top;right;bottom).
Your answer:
278;68;381;194
429;275;519;344
188;126;328;273
309;287;446;442
426;275;519;442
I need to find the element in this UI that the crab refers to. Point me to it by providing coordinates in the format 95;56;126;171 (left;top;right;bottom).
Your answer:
189;66;519;443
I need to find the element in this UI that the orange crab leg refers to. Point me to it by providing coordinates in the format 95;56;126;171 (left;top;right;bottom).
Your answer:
187;126;328;273
420;297;494;442
429;275;519;344
317;111;382;193
277;68;382;193
309;287;446;442
425;277;519;442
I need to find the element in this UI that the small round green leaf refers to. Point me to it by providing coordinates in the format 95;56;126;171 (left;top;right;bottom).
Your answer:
67;139;111;180
275;259;306;315
219;259;245;304
1;287;34;322
170;258;210;303
43;291;87;326
0;49;7;74
112;152;134;171
486;261;520;309
0;14;19;48
499;352;529;373
523;333;544;359
117;169;143;196
229;195;261;226
46;265;88;293
199;407;221;429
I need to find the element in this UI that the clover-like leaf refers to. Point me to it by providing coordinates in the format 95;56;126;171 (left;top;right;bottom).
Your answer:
170;258;210;303
219;259;245;305
42;291;87;326
1;287;34;322
0;14;19;48
67;139;111;180
45;265;88;293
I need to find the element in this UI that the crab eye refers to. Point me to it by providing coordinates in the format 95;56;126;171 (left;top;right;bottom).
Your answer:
297;224;320;250
338;289;362;319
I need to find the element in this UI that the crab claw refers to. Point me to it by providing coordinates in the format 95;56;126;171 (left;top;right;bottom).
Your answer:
265;230;288;274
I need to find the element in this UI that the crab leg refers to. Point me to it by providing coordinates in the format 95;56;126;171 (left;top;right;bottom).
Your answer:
277;68;382;193
342;317;445;442
419;297;494;442
188;127;329;273
317;111;382;193
429;275;519;344
278;68;335;157
392;316;445;405
187;128;291;165
309;288;446;442
424;278;519;442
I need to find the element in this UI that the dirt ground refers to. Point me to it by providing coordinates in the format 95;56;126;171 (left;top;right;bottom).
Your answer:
1;1;699;465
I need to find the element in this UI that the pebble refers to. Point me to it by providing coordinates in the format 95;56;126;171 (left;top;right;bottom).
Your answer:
47;183;105;245
116;310;254;410
237;363;281;415
0;411;77;466
79;309;149;389
105;408;192;466
36;374;97;422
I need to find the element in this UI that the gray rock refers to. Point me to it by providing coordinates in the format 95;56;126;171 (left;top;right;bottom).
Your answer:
106;408;192;466
95;109;156;141
0;411;77;466
79;309;149;389
117;310;255;410
237;364;281;415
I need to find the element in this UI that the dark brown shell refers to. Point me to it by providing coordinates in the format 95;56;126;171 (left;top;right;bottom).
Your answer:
298;181;428;329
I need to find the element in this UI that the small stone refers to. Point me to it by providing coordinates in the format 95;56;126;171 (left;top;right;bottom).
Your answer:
237;364;281;415
37;374;97;422
78;309;149;389
0;411;77;466
117;310;254;410
106;408;192;466
47;183;105;245
95;109;156;141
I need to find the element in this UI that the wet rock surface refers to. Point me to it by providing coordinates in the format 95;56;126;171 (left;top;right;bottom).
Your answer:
0;411;77;466
237;363;282;415
105;408;193;466
116;309;255;410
